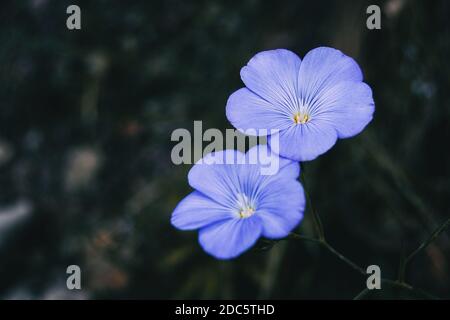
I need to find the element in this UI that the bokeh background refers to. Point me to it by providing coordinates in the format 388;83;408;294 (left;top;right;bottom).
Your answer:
0;0;449;299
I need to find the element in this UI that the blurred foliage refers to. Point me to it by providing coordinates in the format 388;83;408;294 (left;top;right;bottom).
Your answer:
0;0;449;299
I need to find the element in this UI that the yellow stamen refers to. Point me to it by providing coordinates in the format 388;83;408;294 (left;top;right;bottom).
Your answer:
239;207;255;218
293;112;309;124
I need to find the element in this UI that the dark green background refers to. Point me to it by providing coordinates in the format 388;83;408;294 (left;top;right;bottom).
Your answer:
0;0;449;299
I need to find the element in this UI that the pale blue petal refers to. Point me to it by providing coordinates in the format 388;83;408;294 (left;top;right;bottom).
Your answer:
256;178;305;238
198;216;263;259
311;81;375;138
229;145;300;199
188;150;245;208
245;144;300;178
226;88;293;133
298;47;363;109
269;120;338;162
240;49;301;113
171;191;234;231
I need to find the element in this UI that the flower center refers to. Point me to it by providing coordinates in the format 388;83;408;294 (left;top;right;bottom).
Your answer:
236;193;256;219
293;112;310;124
239;206;255;218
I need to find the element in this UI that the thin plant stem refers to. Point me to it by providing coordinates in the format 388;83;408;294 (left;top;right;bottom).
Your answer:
320;240;366;275
406;217;450;263
353;280;438;300
295;162;442;299
353;288;371;300
288;232;322;244
290;232;438;299
300;164;325;241
398;217;450;282
398;241;407;283
290;232;365;275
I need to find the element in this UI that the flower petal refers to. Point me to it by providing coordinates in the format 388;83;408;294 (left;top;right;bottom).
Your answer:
240;49;301;112
226;88;292;133
298;47;363;108
269;121;338;161
171;191;234;231
245;144;300;178
188;150;245;208
312;81;375;138
256;178;305;238
198;216;262;259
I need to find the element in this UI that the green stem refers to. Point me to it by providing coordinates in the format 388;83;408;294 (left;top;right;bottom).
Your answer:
291;232;438;299
290;232;365;275
397;241;407;283
320;240;366;276
288;232;322;243
296;162;442;299
406;217;450;264
353;280;438;300
353;288;371;300
398;217;450;283
300;164;325;241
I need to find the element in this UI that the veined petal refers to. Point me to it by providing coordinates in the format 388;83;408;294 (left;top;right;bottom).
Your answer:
226;88;293;133
198;216;263;259
269;121;338;162
298;47;363;109
171;191;234;231
188;150;245;208
245;144;300;179
311;81;375;138
241;49;301;114
256;178;305;238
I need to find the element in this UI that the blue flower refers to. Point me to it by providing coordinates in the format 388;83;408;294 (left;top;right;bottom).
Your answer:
171;145;305;259
226;47;375;161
